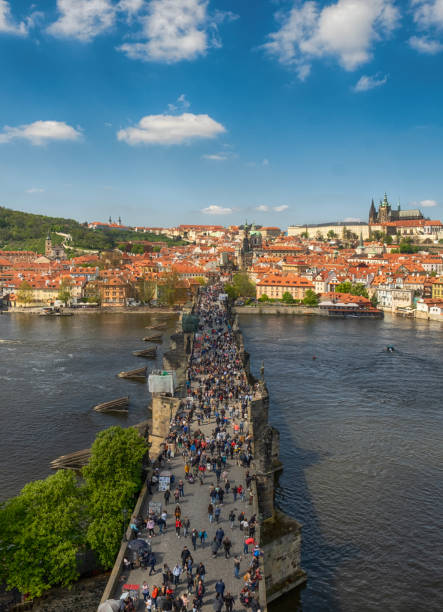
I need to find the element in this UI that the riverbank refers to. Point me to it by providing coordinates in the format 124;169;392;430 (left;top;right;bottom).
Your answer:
1;306;179;315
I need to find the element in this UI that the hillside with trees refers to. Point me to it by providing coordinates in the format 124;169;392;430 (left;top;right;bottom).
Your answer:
0;206;179;253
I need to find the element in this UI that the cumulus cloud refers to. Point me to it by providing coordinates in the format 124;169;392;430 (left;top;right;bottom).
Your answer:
26;187;45;193
419;199;438;207
117;112;226;145
119;0;231;62
410;1;443;54
274;205;289;212
353;73;388;92
256;205;269;212
48;0;118;41
202;153;229;161
0;0;28;35
0;121;82;145
412;0;443;29
409;34;443;53
262;0;399;79
201;205;233;215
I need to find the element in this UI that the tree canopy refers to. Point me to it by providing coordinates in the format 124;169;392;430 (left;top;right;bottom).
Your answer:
334;281;369;298
232;273;256;298
303;289;319;306
0;470;85;598
83;427;147;568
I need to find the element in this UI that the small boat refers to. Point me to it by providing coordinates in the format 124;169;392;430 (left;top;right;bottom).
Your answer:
386;345;395;353
143;333;163;342
133;347;157;359
93;396;129;413
117;367;147;381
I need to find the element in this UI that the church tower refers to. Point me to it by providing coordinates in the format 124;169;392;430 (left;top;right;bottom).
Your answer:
378;193;391;223
45;232;53;257
369;198;377;224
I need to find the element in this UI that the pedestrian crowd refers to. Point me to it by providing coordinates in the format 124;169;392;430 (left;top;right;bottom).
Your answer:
119;284;264;612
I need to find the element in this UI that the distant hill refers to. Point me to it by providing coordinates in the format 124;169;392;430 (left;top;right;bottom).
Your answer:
0;206;175;253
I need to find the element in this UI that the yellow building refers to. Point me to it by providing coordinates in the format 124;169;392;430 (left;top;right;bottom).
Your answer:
256;274;314;301
432;277;443;299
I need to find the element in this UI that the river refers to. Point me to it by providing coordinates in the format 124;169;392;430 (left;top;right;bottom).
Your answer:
239;313;443;612
1;312;442;611
0;312;177;502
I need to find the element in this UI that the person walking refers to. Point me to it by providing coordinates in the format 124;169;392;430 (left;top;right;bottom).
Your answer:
229;510;235;529
164;489;170;506
178;479;185;497
223;536;232;559
214;505;221;523
208;503;214;523
183;516;190;537
197;562;206;582
191;528;198;551
223;592;235;612
233;555;241;579
215;579;225;598
176;517;182;538
198;530;207;547
172;563;182;586
149;553;157;576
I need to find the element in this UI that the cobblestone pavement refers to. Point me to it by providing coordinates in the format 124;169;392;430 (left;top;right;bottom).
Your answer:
118;415;253;611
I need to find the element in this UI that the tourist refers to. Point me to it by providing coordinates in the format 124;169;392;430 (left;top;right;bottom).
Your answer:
191;528;198;550
183;516;190;537
172;563;182;586
234;555;241;579
223;592;235;612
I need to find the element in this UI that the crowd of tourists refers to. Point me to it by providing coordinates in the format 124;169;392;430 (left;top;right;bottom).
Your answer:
119;285;264;612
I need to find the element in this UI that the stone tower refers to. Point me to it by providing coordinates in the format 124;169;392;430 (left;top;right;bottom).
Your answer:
45;232;52;258
369;198;376;223
378;193;391;223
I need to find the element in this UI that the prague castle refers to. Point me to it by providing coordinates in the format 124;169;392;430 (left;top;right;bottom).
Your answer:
369;194;424;224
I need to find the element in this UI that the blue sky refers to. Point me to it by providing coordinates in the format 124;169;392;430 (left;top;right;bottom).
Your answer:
0;0;443;227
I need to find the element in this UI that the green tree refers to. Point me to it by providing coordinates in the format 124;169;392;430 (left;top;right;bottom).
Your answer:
327;230;337;240
83;427;147;568
136;279;156;304
158;271;180;306
131;244;145;254
17;281;33;306
281;291;294;304
57;278;72;305
335;281;369;298
0;470;85;598
224;284;238;300
370;294;379;307
194;276;207;286
232;272;256;298
258;294;269;302
303;289;319;306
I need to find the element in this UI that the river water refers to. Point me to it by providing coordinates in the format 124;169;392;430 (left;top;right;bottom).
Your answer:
1;312;442;611
0;312;177;502
239;314;443;612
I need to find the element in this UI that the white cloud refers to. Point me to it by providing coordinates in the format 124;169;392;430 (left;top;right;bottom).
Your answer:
263;0;399;79
26;187;45;194
353;73;388;92
0;121;82;145
256;205;269;212
273;205;289;212
48;0;118;41
412;0;443;29
409;34;443;53
168;93;191;112
118;0;145;15
117;112;225;145
419;199;438;207
119;0;209;62
0;0;28;35
202;153;229;161
201;204;233;215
